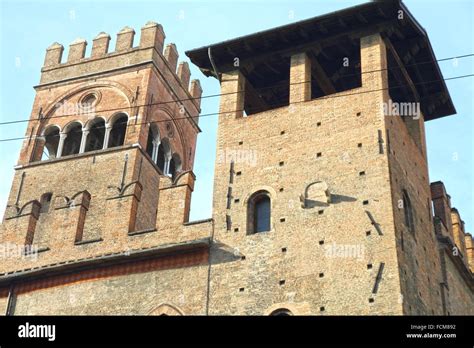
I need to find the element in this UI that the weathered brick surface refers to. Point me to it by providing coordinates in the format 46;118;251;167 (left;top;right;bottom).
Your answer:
0;25;472;316
208;34;403;315
4;249;209;315
0;23;211;315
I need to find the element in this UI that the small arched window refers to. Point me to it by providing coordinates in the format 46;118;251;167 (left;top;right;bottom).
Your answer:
146;123;161;164
62;122;83;156
40;192;53;213
85;118;105;152
156;138;171;175
270;308;293;316
41;126;60;160
146;129;155;159
108;114;128;148
403;190;415;233
81;93;97;109
248;190;271;234
169;153;182;179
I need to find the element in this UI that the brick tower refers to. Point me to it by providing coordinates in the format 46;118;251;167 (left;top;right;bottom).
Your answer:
1;0;472;316
0;22;214;315
186;0;473;314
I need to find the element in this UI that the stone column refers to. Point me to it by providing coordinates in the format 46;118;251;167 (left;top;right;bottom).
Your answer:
57;132;67;158
164;154;172;175
152;139;160;163
103;125;112;149
79;129;89;153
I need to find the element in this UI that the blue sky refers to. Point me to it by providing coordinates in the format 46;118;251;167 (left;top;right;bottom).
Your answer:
0;0;472;229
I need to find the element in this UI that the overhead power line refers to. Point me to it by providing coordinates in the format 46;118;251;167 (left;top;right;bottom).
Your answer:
0;53;472;127
0;72;472;144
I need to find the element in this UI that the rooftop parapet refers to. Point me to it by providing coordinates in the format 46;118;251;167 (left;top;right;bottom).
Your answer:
38;21;200;110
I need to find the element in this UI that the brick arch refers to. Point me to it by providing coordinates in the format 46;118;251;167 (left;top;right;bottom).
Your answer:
151;106;187;167
264;302;311;315
83;116;107;131
63;120;84;132
40;124;62;136
243;186;277;235
148;303;184;316
38;80;134;134
106;111;129;126
242;186;277;205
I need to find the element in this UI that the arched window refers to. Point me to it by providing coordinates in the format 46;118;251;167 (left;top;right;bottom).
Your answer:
85;118;105;152
270;308;293;316
157;143;165;172
41;126;60;160
156;138;171;175
108;114;128;148
146;124;161;164
169;153;182;179
248;190;271;234
403;190;415;233
62;122;83;156
40;192;53;213
148;303;184;316
146;129;154;158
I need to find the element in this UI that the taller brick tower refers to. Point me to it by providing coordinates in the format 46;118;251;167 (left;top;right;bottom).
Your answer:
187;0;473;314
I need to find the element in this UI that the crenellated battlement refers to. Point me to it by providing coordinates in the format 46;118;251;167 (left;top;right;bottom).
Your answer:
39;21;201;107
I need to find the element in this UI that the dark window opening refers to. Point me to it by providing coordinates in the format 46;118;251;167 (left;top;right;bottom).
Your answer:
85;119;105;152
270;308;292;316
81;94;97;108
62;123;82;156
243;57;290;116
41;126;60;160
169;158;176;178
108;115;128;148
145;124;161;166
40;192;53;213
156;138;171;174
386;47;423;152
248;190;271;234
310;40;361;100
157;144;165;172
169;153;182;179
146;129;154;159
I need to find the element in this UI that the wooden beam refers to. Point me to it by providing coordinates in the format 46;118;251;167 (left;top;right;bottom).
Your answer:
392;38;429;97
245;79;269;114
384;37;420;102
356;13;368;24
309;52;336;95
214;19;398;74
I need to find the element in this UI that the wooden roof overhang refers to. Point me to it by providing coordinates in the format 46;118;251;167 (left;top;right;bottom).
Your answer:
186;0;455;120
